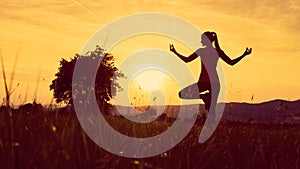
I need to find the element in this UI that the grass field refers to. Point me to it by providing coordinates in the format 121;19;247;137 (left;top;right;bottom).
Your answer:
0;107;299;169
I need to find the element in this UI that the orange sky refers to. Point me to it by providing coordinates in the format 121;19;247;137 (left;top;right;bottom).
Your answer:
0;0;299;105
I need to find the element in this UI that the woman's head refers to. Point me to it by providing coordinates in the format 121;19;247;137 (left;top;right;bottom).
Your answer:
201;31;215;47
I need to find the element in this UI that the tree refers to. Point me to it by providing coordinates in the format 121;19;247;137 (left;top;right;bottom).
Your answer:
50;46;124;112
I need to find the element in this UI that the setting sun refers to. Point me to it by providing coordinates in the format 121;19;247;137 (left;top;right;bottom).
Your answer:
133;69;167;91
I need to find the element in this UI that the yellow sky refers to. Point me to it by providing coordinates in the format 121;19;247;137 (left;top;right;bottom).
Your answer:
0;0;299;105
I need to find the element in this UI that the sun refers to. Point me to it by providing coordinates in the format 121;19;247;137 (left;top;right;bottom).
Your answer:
133;69;167;91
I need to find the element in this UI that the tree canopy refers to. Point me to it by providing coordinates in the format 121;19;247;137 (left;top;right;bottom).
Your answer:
50;46;124;111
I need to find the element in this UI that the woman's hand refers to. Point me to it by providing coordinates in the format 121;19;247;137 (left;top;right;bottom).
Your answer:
169;44;176;53
243;47;252;56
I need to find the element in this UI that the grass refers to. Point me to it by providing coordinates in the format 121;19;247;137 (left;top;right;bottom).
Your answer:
0;106;299;169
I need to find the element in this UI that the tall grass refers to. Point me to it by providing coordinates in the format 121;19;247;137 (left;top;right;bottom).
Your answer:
0;48;20;169
0;47;44;169
0;107;299;169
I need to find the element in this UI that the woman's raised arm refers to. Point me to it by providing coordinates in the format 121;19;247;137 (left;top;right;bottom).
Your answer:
219;47;252;66
211;32;252;66
170;44;198;63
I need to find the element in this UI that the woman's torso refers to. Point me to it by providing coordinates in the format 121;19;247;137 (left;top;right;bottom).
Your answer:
195;47;220;83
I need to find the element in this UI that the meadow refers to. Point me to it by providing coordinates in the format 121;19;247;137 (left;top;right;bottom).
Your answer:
0;106;299;169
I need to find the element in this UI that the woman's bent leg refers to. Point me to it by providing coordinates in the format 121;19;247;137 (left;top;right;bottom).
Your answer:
178;83;200;99
178;82;211;99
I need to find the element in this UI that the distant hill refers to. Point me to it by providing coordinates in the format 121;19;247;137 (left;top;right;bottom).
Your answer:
222;99;300;123
111;99;300;124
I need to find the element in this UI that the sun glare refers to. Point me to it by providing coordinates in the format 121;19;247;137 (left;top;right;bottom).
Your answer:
133;70;167;91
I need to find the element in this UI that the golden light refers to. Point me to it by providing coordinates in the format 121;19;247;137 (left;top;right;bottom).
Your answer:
133;69;167;91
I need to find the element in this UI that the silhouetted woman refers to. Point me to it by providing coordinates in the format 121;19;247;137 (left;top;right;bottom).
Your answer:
170;31;252;111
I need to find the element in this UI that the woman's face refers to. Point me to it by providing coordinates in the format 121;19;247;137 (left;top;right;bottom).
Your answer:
201;35;212;47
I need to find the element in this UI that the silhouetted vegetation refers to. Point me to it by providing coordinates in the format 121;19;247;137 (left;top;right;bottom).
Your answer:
0;106;299;169
49;46;124;111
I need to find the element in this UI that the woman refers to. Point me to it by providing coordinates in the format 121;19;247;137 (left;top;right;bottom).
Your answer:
169;31;252;111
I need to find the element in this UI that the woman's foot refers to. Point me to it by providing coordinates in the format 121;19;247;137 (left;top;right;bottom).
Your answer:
202;93;211;110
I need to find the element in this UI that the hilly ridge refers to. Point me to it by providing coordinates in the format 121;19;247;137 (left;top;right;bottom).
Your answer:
112;99;300;123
